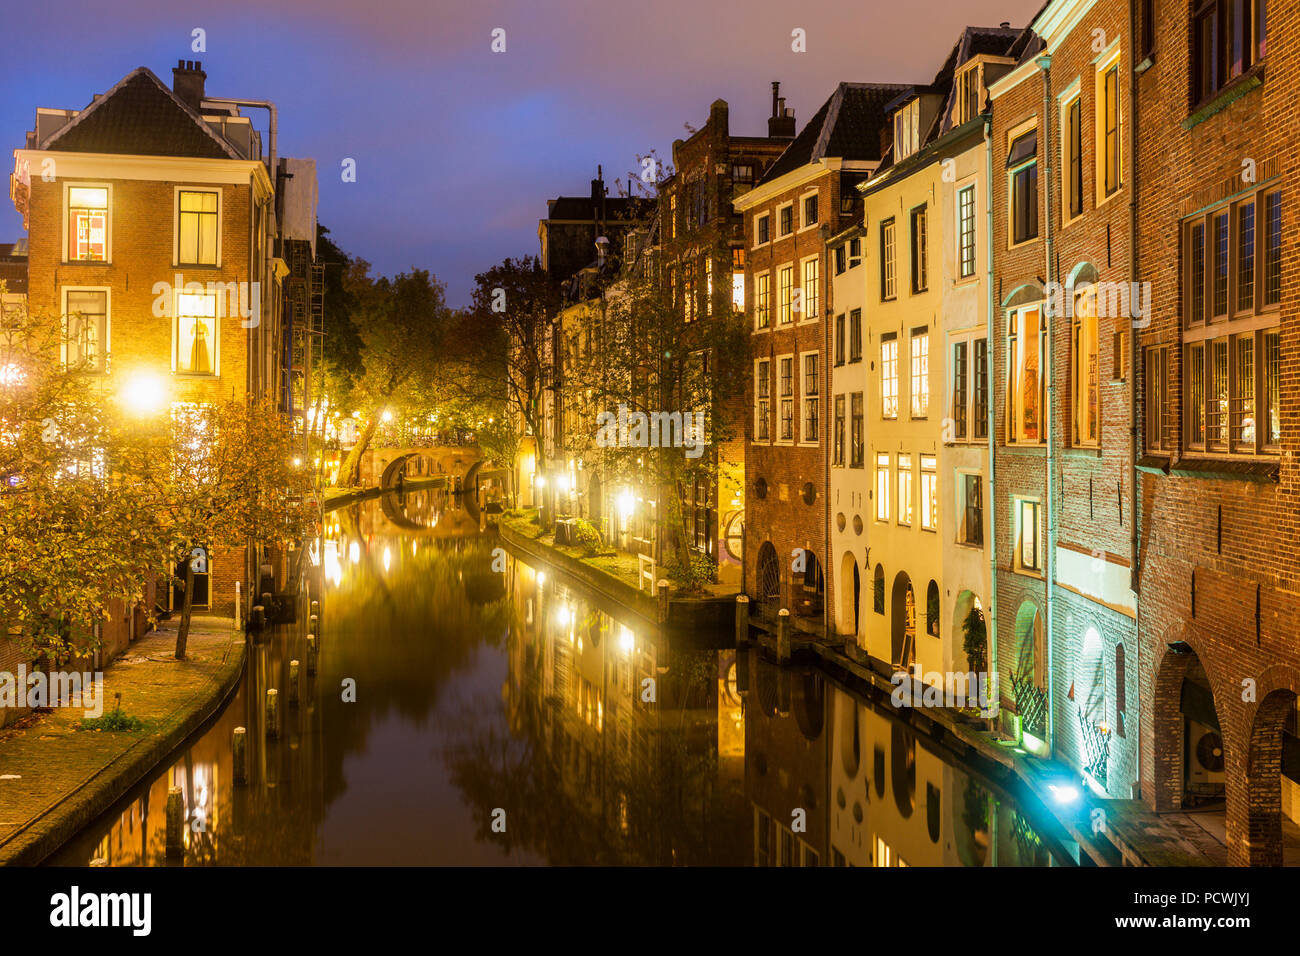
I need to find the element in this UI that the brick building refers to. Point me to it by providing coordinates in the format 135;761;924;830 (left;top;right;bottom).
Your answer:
10;61;309;620
737;82;905;629
987;0;1143;801
1133;0;1298;864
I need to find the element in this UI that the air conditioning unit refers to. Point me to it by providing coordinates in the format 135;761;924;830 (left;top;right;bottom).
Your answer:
1195;730;1224;773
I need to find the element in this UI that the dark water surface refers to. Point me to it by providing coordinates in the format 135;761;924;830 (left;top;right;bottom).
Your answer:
50;489;1071;866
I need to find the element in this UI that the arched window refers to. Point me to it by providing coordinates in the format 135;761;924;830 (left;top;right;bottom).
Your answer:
926;580;940;637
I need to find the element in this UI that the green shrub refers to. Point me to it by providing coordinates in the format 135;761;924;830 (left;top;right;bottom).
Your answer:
79;706;145;732
666;551;715;593
573;519;602;556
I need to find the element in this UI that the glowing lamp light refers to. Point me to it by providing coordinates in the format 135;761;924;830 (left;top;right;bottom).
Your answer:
381;409;394;423
120;373;167;416
534;474;546;489
616;489;635;521
0;363;24;387
554;474;569;494
382;546;392;573
349;540;361;564
1048;783;1080;805
536;571;546;587
292;457;303;468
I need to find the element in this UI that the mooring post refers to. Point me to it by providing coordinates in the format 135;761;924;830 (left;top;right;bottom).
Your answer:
288;660;300;705
266;688;279;738
232;727;247;785
776;608;792;664
657;579;670;623
735;595;750;647
306;634;317;675
165;787;184;857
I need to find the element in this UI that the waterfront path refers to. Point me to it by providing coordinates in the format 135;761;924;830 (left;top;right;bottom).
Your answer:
0;618;245;865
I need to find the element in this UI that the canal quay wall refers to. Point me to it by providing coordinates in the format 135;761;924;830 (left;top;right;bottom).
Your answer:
495;513;735;632
0;619;245;865
742;621;1218;867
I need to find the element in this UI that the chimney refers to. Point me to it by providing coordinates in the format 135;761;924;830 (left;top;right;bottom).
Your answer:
768;82;796;139
172;59;207;111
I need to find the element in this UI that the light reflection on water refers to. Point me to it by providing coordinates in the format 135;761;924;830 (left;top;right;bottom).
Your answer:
48;488;1069;867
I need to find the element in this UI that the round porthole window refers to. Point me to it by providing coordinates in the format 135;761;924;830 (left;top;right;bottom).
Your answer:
836;512;846;532
754;477;768;500
802;482;816;505
853;515;864;535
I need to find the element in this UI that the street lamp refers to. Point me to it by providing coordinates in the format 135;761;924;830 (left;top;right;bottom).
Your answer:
120;372;167;416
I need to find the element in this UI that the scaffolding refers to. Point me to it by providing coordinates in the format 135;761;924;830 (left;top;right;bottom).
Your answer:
286;240;325;458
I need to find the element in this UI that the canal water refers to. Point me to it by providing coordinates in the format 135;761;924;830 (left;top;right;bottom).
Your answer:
50;488;1072;866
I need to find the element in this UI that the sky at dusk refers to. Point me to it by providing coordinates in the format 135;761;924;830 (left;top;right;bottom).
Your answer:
3;0;1044;307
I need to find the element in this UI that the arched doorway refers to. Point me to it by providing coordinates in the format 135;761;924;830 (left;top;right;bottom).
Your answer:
1012;601;1046;740
756;542;781;619
1152;643;1224;814
1244;678;1300;866
838;552;860;639
891;572;915;670
796;550;824;617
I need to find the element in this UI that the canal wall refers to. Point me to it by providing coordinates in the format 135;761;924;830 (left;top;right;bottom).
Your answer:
0;619;246;865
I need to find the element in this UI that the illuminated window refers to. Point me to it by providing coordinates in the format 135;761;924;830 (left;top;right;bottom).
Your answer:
755;272;771;328
920;455;937;531
881;333;898;419
896;453;913;526
880;218;896;299
801;257;819;319
910;327;929;418
875;452;890;521
1016;498;1042;572
778;266;794;324
67;185;108;261
1072;287;1099;445
177;189;219;265
175;291;218;375
1007;305;1044;443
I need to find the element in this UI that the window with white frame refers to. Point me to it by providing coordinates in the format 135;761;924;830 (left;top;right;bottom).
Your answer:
66;185;109;262
949;333;989;442
802;193;819;228
833;395;845;465
881;333;899;419
958;184;976;278
778;203;794;237
1015;498;1042;572
1064;93;1083;220
801;352;819;443
62;288;108;373
849;237;862;268
896;454;914;526
960;473;983;546
801;257;819;320
834;313;845;365
778;265;794;324
754;358;770;441
1145;345;1168;452
1096;52;1122;201
920;454;937;531
849;309;862;362
1008;128;1039;245
910;204;928;293
177;188;219;265
755;272;771;329
880;218;897;300
175;290;218;375
910;327;929;418
756;212;770;245
875;452;890;521
778;355;794;441
850;394;864;467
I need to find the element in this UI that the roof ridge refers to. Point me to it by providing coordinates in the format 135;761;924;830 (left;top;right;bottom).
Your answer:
41;66;242;160
811;84;848;162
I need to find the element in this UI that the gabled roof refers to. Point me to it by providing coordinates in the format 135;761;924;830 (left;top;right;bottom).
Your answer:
934;25;1022;137
40;68;241;160
545;195;655;222
760;82;910;184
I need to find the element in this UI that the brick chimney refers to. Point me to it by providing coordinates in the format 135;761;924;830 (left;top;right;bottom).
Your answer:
172;60;207;110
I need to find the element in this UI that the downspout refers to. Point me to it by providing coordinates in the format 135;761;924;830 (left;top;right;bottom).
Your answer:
1036;52;1057;754
984;112;1000;716
1127;0;1143;793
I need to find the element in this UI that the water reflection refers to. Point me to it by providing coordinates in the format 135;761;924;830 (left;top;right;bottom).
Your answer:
50;487;1068;866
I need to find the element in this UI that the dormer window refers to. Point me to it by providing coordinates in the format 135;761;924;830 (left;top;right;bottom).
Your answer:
893;100;921;162
958;65;982;124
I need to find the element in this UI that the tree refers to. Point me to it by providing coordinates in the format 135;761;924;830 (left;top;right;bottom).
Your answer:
141;399;313;659
462;257;562;491
563;240;749;591
334;269;455;487
0;289;170;664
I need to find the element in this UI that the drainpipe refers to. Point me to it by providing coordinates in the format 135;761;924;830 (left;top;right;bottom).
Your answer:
984;112;1000;716
1127;0;1143;794
1037;52;1057;754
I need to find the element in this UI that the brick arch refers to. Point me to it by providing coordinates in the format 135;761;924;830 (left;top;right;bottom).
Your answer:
1150;626;1232;813
1243;665;1300;866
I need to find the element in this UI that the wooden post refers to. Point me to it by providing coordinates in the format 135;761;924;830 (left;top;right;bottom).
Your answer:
165;787;184;857
288;660;300;705
657;579;670;624
266;688;279;738
309;613;319;634
232;727;247;785
776;608;792;664
306;634;317;675
249;605;265;631
310;600;319;617
735;595;750;647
